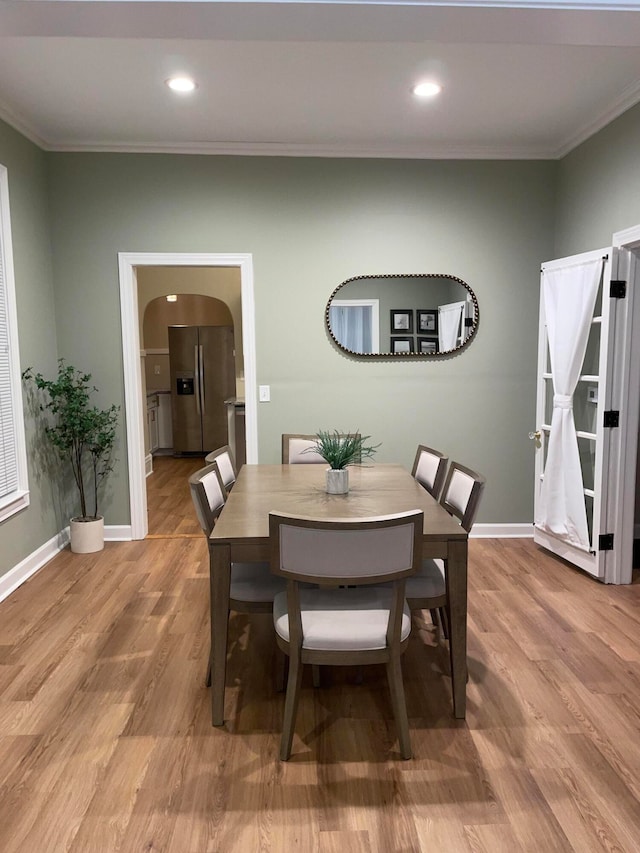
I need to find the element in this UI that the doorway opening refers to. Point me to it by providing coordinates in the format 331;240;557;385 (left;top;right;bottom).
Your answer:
118;252;257;540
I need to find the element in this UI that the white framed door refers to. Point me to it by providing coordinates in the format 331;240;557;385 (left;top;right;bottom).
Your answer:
533;248;615;580
533;242;640;584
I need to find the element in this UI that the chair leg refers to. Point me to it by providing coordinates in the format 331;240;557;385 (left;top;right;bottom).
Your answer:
280;652;303;761
439;606;450;640
312;664;321;688
205;646;212;688
385;655;412;760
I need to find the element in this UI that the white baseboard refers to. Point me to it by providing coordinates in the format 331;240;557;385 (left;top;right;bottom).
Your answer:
105;525;133;541
145;453;153;477
0;524;134;604
0;530;68;604
471;523;534;538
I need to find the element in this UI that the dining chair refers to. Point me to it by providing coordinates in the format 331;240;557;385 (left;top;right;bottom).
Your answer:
405;460;485;638
269;509;423;761
281;434;325;464
411;444;448;499
189;461;286;687
204;444;237;491
410;444;449;628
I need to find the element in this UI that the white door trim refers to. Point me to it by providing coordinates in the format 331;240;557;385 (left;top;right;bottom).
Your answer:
118;252;257;540
610;225;640;584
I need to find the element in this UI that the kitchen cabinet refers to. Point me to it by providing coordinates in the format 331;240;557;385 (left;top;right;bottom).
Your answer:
147;394;159;453
157;392;173;449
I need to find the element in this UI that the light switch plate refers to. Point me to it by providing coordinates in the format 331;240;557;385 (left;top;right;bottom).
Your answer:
259;385;271;402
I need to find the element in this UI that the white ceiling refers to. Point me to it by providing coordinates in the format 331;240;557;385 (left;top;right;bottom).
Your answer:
2;1;640;159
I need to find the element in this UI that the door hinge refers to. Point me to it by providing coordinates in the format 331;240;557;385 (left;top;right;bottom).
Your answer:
599;533;614;551
610;280;626;298
603;410;620;428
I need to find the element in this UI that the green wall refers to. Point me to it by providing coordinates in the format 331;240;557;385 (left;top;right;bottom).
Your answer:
0;119;58;578
4;96;640;580
0;135;566;582
46;154;557;526
555;101;640;256
5;89;640;580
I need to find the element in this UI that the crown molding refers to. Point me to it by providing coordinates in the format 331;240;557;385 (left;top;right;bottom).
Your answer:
554;75;640;157
40;138;559;160
0;101;48;150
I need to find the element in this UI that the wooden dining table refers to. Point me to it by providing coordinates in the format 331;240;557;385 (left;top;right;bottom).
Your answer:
207;463;469;726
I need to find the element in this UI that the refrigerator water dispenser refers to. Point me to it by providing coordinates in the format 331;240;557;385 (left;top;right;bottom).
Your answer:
176;377;194;395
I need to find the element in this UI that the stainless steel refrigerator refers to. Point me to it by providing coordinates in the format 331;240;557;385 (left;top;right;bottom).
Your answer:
168;325;235;454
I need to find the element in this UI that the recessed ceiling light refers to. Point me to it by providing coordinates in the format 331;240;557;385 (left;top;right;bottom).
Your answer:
412;81;442;98
166;294;177;302
166;77;197;94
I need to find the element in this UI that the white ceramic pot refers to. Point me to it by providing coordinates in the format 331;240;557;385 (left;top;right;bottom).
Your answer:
326;468;349;495
70;516;105;554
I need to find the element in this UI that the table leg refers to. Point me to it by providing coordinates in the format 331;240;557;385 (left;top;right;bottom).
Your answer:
445;538;468;719
209;542;231;726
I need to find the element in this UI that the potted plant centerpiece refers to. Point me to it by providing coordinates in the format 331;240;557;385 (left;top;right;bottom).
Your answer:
308;430;379;494
22;360;119;553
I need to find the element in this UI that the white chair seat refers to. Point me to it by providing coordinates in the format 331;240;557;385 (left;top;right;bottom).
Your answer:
404;558;446;599
273;587;411;651
230;562;286;603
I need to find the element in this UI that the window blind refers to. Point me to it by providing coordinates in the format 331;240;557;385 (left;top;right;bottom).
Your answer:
0;228;17;499
0;163;28;523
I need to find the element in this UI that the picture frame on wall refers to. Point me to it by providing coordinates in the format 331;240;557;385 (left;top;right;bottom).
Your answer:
417;309;438;334
417;336;439;355
390;309;413;334
390;336;414;354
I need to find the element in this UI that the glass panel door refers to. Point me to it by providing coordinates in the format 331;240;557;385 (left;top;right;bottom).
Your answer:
533;248;615;579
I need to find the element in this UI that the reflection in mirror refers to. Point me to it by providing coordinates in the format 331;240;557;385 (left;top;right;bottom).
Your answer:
326;273;479;357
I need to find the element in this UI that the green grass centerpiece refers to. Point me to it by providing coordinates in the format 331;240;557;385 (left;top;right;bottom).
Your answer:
306;430;379;494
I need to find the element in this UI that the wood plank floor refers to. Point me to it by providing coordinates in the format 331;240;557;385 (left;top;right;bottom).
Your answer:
146;455;206;538
1;461;640;851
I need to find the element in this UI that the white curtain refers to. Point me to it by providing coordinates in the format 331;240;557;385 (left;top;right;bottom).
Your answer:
329;305;373;353
438;301;465;352
535;258;603;551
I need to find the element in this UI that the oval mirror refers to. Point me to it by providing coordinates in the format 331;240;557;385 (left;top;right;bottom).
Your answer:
325;273;479;357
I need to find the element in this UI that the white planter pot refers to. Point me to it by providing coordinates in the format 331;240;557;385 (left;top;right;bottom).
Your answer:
326;468;349;495
70;516;105;554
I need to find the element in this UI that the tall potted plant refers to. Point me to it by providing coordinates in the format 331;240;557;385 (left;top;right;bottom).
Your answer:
307;430;379;494
22;360;119;553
